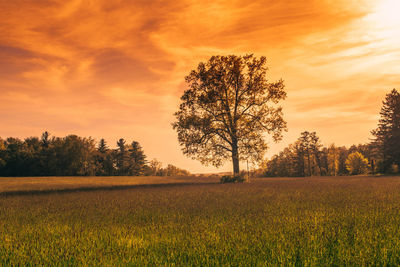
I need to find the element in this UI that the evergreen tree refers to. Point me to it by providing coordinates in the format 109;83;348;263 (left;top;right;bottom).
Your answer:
95;138;114;176
116;138;128;175
98;138;108;153
129;141;146;176
372;89;400;173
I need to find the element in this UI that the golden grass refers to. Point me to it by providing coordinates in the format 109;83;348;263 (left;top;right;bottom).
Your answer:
0;176;219;193
1;176;400;265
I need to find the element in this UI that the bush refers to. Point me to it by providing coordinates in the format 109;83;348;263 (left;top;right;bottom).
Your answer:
220;175;245;183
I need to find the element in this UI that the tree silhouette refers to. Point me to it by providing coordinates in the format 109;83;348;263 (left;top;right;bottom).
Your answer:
372;88;400;173
98;138;108;153
173;55;286;175
0;134;155;177
116;138;128;175
129;141;146;175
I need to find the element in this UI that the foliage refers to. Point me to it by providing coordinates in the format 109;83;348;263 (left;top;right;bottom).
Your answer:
143;160;190;177
264;131;326;177
345;152;369;175
147;158;163;176
298;131;323;176
326;144;339;176
2;177;400;265
0;133;176;177
173;54;287;174
164;164;191;176
372;88;400;173
263;131;375;177
220;175;245;183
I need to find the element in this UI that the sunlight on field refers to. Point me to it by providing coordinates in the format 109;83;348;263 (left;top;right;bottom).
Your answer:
1;176;400;265
0;176;218;193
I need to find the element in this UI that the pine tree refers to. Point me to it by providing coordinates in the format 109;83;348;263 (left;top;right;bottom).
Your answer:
372;89;400;173
98;138;108;153
129;141;146;176
95;138;114;176
116;138;128;175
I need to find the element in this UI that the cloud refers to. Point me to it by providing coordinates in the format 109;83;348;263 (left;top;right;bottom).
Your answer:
0;0;398;172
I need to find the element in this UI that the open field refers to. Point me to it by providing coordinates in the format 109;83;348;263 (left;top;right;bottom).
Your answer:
0;176;219;195
1;176;400;265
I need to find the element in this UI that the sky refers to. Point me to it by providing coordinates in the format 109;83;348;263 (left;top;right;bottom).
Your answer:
0;0;399;173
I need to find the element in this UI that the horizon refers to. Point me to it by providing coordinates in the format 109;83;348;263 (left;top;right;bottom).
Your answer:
1;0;399;173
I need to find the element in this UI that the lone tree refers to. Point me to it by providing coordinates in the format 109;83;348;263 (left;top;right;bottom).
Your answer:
173;55;287;175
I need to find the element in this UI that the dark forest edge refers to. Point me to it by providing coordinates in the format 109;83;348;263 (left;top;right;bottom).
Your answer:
0;135;190;177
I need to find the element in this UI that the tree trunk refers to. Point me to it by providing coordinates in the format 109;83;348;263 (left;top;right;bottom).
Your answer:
314;150;321;175
307;149;311;176
232;145;240;175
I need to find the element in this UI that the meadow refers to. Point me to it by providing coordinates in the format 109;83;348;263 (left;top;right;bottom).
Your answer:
1;176;400;265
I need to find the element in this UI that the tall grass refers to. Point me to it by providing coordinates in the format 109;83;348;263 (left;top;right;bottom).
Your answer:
1;176;400;265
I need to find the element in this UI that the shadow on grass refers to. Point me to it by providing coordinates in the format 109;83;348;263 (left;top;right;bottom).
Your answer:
0;182;219;197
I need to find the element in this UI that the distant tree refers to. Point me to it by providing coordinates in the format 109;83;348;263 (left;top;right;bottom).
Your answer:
129;141;146;175
372;89;400;173
24;137;42;175
95;139;114;176
297;131;322;176
327;144;339;176
293;140;306;176
39;131;53;175
116;138;129;175
173;55;286;175
148;158;162;176
263;142;303;177
346;152;369;175
337;146;349;175
0;138;5;150
98;138;108;153
310;133;323;175
0;138;5;172
298;132;312;176
41;131;50;147
165;164;190;176
54;135;96;176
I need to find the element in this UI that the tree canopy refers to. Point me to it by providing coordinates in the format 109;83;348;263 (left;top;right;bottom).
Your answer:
0;133;190;177
346;152;369;175
173;55;287;174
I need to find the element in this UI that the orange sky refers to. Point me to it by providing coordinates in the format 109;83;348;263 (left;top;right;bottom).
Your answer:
1;0;399;173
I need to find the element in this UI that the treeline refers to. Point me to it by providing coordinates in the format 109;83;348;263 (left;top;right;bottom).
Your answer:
0;133;190;177
262;88;400;177
262;132;377;177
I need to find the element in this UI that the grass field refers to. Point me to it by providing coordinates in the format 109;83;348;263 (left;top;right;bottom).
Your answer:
1;176;400;265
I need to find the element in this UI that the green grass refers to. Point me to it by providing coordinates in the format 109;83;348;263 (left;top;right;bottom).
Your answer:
1;176;400;265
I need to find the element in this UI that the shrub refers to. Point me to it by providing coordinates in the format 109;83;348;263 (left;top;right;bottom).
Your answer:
220;175;245;183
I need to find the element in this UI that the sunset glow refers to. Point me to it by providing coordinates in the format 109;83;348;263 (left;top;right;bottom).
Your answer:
0;0;399;173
